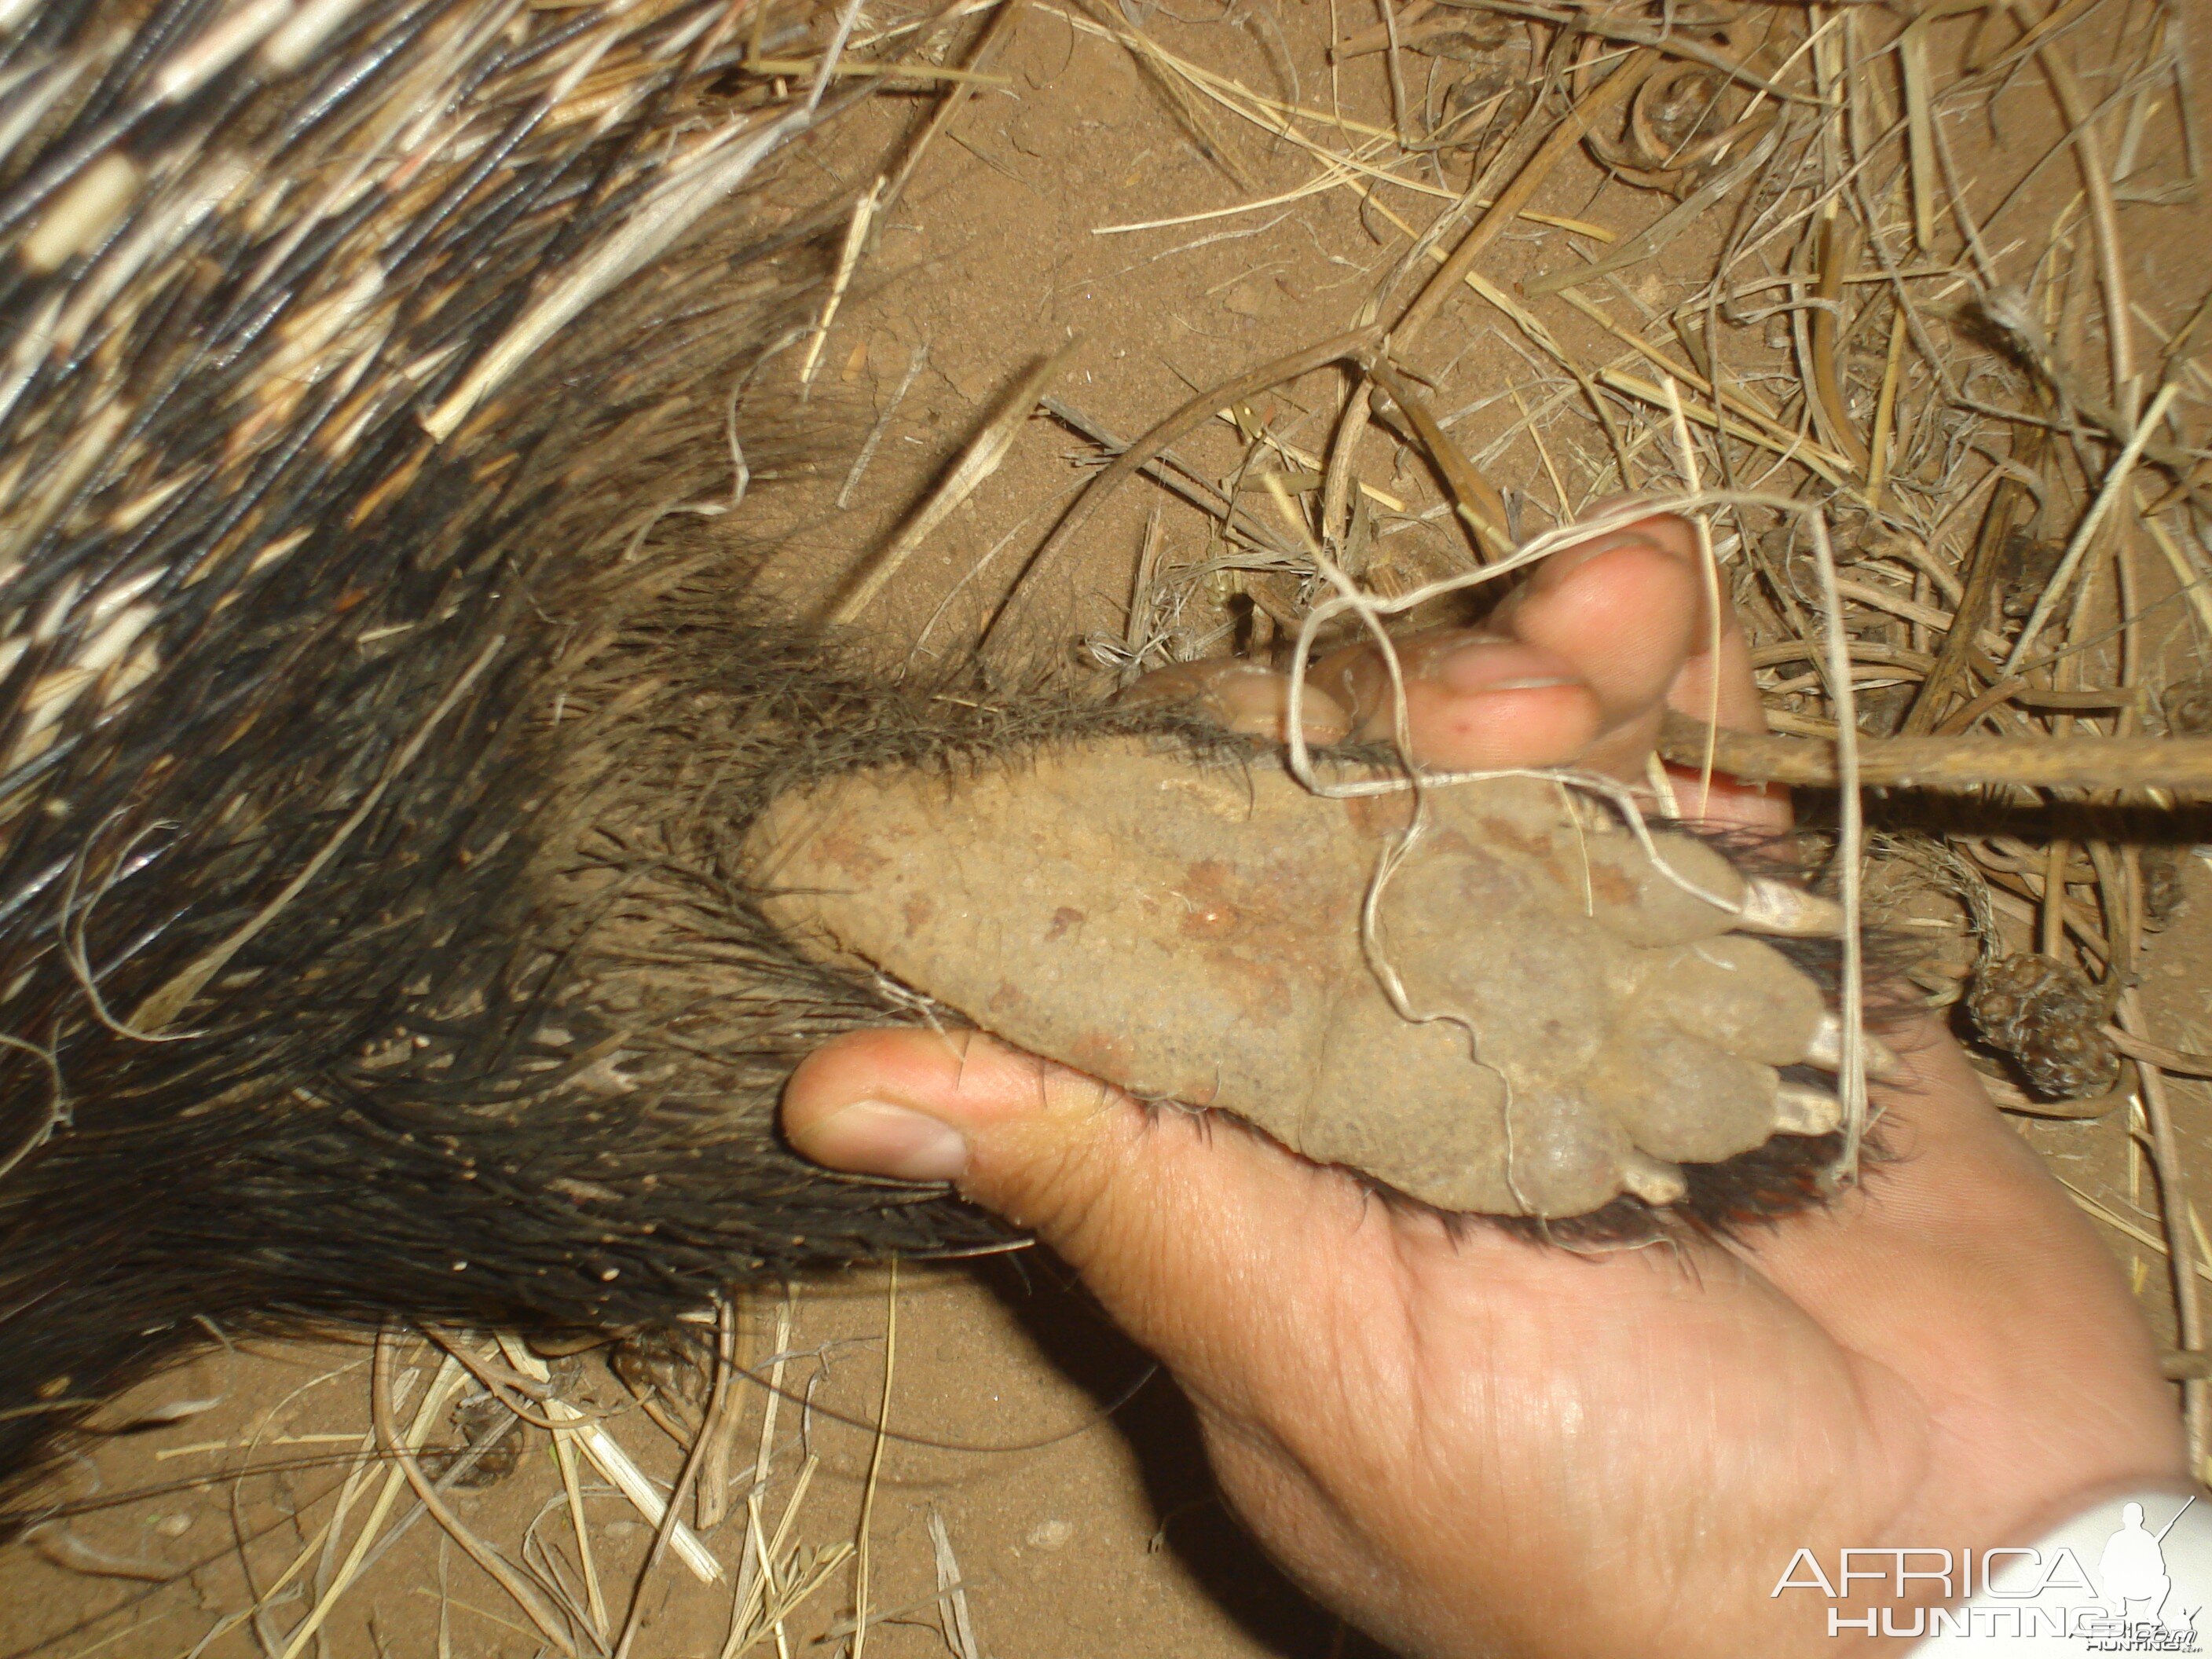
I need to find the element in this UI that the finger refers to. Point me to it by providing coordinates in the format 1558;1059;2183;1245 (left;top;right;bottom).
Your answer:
1491;509;1707;776
1119;511;1767;796
1302;508;1752;786
1119;660;1353;746
1666;592;1767;734
1497;506;1788;830
782;1029;1492;1643
783;1027;1462;1404
1660;616;1793;831
1304;628;1606;771
1650;537;1790;830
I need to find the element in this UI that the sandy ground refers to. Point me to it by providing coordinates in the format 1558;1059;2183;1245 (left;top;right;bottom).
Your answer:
5;2;2212;1656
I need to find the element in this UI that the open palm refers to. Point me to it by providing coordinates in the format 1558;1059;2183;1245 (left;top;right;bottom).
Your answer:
784;511;2181;1657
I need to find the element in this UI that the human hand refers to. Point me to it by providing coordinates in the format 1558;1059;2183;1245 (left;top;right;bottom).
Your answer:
782;510;2183;1657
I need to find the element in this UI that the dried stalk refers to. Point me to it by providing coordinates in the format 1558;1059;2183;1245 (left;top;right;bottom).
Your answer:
1901;430;2045;734
371;1325;580;1659
983;328;1381;643
1320;49;1657;544
2120;991;2207;1469
833;345;1077;624
1657;711;2212;795
2110;1029;2212;1081
610;1312;732;1659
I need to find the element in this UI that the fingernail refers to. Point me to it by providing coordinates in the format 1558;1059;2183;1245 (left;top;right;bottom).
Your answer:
1203;669;1288;734
1523;526;1677;596
1121;664;1349;745
801;1101;970;1181
1434;639;1579;696
1204;668;1353;745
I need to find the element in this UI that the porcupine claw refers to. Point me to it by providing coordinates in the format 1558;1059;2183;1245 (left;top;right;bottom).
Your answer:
1807;1013;1908;1085
1620;1152;1690;1206
1732;876;1846;939
1774;1082;1848;1137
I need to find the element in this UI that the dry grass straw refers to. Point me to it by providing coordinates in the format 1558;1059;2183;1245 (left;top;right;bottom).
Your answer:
833;345;1081;624
798;178;886;395
159;1302;859;1659
225;1291;877;1659
269;1351;466;1659
846;1262;898;1659
720;1291;859;1658
926;1507;983;1659
370;1329;579;1657
607;1306;734;1659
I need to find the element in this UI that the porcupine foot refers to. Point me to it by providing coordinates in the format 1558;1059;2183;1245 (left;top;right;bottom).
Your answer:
753;511;1895;1221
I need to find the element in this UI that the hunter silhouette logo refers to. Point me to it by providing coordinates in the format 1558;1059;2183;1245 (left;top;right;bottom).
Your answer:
1771;1496;2205;1647
2101;1502;2179;1627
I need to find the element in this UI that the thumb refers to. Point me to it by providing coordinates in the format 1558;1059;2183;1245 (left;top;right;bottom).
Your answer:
780;1027;1372;1386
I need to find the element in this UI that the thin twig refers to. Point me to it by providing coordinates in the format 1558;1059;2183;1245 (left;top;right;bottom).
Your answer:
2120;993;2207;1470
983;328;1380;644
610;1309;732;1659
371;1326;579;1659
848;1264;898;1659
1657;710;2212;794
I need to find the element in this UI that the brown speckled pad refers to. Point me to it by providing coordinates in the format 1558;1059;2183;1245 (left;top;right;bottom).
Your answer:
746;742;1845;1219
